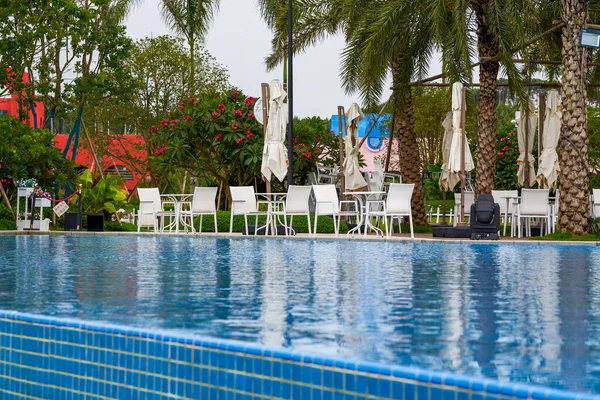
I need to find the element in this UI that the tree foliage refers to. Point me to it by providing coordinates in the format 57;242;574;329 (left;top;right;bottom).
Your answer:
0;115;76;199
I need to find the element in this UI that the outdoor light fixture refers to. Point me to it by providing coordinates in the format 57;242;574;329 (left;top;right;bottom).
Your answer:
580;28;600;48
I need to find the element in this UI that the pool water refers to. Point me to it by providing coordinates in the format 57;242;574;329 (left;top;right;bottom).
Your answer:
1;235;599;394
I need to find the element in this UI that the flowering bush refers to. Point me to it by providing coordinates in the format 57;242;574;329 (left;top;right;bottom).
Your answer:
150;89;264;192
14;178;38;188
495;126;519;189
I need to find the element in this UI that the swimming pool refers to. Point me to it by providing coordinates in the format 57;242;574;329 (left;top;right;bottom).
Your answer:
1;234;599;398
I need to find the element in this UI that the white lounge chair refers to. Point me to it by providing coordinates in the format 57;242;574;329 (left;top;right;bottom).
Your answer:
270;185;313;236
517;189;551;238
311;184;359;236
180;187;218;234
366;183;415;238
137;188;175;232
229;186;269;234
491;190;518;236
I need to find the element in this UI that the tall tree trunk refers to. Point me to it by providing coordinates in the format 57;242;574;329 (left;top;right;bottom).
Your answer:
394;91;426;225
474;4;500;195
559;0;590;235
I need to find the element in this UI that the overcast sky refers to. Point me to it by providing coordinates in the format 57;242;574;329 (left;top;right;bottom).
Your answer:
125;0;444;118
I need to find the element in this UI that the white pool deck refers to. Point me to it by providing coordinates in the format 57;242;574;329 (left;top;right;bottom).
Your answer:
2;229;599;246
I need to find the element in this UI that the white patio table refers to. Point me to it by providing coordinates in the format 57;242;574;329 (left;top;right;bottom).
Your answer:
343;191;386;237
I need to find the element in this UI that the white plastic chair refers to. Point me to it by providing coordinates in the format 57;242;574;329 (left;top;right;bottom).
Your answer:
311;184;359;236
592;189;600;220
366;183;415;238
453;191;474;226
137;188;175;232
270;185;312;236
229;186;269;234
491;190;518;236
373;159;402;188
180;187;218;234
517;189;551;238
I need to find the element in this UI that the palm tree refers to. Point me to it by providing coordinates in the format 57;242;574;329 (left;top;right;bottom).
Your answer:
528;0;600;234
557;0;591;234
257;0;432;224
161;0;220;91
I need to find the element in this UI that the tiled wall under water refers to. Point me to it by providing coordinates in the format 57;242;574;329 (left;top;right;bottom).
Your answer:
0;310;594;400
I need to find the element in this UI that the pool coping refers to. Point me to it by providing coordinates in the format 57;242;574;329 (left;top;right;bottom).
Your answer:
1;310;598;400
1;229;599;246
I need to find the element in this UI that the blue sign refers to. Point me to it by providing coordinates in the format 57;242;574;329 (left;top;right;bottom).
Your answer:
330;113;391;151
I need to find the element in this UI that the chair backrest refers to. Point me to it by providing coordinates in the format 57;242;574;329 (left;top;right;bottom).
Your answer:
286;185;312;213
230;186;257;214
520;189;550;215
454;191;475;215
192;187;218;213
386;183;414;214
137;188;162;213
593;189;600;218
491;190;518;215
311;184;339;214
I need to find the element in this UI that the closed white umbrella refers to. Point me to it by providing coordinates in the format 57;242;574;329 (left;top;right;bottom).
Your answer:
261;79;289;182
344;103;368;191
448;82;474;182
536;90;561;189
439;112;459;191
517;103;537;187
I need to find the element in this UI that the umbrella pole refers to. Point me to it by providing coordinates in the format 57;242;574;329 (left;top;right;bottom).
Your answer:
524;76;531;188
286;0;294;187
261;83;272;198
384;114;396;172
337;106;346;197
539;94;545;157
459;87;467;226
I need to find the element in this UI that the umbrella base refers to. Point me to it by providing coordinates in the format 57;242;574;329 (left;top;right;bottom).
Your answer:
432;225;471;238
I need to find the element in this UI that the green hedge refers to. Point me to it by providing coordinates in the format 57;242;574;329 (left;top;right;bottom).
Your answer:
193;210;348;234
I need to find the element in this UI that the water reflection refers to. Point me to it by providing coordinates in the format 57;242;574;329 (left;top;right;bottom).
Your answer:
1;236;600;393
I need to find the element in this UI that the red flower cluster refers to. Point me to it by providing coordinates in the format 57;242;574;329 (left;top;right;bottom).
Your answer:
170;119;179;125
216;133;222;141
1;178;10;185
300;150;312;159
177;105;184;111
151;126;158;134
161;120;169;127
232;90;240;99
246;132;253;140
498;151;504;156
248;113;254;119
314;147;321;153
236;137;244;145
189;97;195;102
315;135;321;142
212;112;220;119
153;145;167;155
509;131;516;136
502;145;509;151
232;122;239;131
183;115;192;121
218;104;225;111
245;97;256;106
235;110;243;117
500;137;507;141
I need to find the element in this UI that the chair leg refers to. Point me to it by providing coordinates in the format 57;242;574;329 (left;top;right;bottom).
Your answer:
333;215;339;236
307;213;311;235
409;214;414;239
385;216;390;238
199;215;203;234
229;212;234;234
214;213;218;233
254;215;257;236
517;214;521;239
313;211;318;236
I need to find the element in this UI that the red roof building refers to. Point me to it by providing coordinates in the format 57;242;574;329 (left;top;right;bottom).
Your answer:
54;134;149;192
